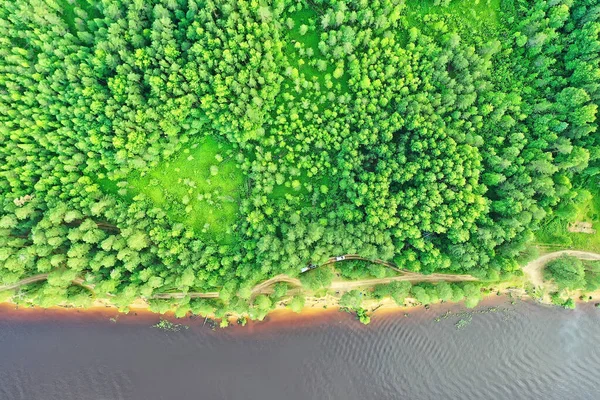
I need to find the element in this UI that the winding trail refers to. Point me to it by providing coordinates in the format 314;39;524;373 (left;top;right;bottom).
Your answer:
0;254;470;300
151;291;219;300
0;274;98;294
522;250;600;288
150;275;303;300
158;271;478;300
3;250;599;302
250;275;302;295
0;274;50;291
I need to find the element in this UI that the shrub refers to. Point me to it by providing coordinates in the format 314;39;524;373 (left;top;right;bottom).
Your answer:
544;256;585;290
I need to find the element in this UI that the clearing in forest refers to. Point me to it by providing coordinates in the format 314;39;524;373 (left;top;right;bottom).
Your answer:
127;136;245;243
404;0;501;33
267;5;349;203
568;222;596;234
537;187;600;252
281;6;350;95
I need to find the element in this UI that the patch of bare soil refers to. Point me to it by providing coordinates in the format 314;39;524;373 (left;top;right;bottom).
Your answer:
567;221;596;234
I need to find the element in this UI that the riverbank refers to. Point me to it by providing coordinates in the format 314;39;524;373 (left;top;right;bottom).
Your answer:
0;278;514;322
1;250;599;325
1;282;596;327
0;290;517;326
1;290;597;338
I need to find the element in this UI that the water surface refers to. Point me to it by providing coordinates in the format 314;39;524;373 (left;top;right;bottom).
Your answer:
0;299;599;400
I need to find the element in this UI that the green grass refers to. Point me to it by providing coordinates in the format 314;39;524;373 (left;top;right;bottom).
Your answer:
270;172;309;200
97;177;121;197
278;5;349;106
536;184;600;252
404;0;501;38
267;164;335;212
265;4;350;205
101;136;245;244
571;188;600;223
282;6;348;92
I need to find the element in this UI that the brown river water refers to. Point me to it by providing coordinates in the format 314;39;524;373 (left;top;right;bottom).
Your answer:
0;297;599;400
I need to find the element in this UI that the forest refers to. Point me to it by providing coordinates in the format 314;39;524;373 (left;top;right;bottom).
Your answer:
1;0;599;321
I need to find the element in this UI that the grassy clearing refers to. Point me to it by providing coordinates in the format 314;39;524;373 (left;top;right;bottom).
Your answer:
571;188;600;224
281;6;349;95
536;185;600;252
269;170;310;200
404;0;501;37
130;136;244;242
284;7;322;81
100;136;245;244
267;4;350;205
335;260;399;280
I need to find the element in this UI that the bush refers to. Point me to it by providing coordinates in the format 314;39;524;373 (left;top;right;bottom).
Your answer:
371;281;411;305
563;298;576;309
550;291;564;306
463;284;483;308
287;295;305;313
544;256;585;290
339;290;363;310
390;281;412;305
356;308;371;325
411;286;431;305
300;268;334;291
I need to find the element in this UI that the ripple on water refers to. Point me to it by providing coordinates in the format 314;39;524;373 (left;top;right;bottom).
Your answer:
1;300;600;400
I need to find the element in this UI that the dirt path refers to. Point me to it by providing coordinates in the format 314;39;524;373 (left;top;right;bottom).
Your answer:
250;275;302;295
151;291;220;300
522;250;600;288
0;274;49;291
175;271;476;299
3;250;600;311
18;251;599;301
149;255;417;300
0;267;473;301
150;275;303;300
